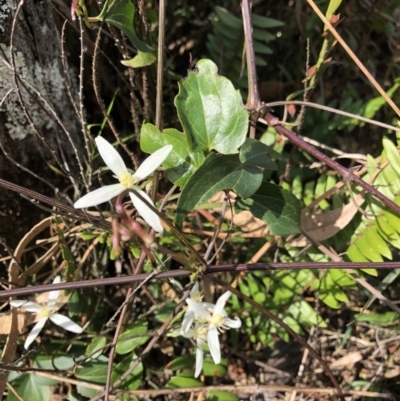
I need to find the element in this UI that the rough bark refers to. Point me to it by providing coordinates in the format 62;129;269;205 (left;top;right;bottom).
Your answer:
0;0;82;247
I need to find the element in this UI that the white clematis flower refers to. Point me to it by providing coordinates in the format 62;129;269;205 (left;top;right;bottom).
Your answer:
74;136;172;233
180;281;214;335
181;322;208;378
9;276;83;350
185;291;241;365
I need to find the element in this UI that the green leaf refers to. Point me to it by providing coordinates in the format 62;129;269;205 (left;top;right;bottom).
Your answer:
86;336;107;360
353;233;384;262
206;390;239;401
33;354;76;371
175;59;248;154
382;137;400;177
214;7;242;29
121;50;156;68
99;0;153;52
235;181;301;235
112;353;143;390
166;376;203;388
8;374;50;401
75;361;108;384
239;138;277;169
175;153;263;227
202;357;227;377
355;311;400;325
365;226;392;260
288;300;327;328
140;123;204;186
116;321;149;355
168;355;195;371
251;14;284;28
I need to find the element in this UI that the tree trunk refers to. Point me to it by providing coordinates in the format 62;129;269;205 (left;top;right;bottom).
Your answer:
0;0;82;247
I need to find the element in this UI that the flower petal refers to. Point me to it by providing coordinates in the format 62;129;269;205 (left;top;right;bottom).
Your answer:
74;184;125;208
181;310;195;335
214;291;232;314
190;281;199;297
24;317;47;349
130;189;164;233
224;317;242;329
47;276;61;310
95;136;127;177
10;300;41;313
207;325;221;365
186;299;210;320
50;314;83;333
133;145;173;182
194;345;204;378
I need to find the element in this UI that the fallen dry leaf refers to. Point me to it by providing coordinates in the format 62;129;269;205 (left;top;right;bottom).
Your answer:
330;351;363;369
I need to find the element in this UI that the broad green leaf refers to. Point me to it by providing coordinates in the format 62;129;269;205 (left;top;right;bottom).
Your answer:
202;356;227;377
168;355;195;371
76;385;98;398
206;390;239;401
112;353;143;390
235;181;301;235
175;153;263;227
33;354;76;371
7;374;50;401
175;59;248;154
166;376;203;388
86;336;107;360
140;123;204;186
75;361;108;383
121;50;156;68
239;138;277;170
116;321;149;355
99;0;153;52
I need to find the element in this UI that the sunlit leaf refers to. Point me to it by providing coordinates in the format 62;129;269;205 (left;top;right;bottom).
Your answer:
175;59;248;154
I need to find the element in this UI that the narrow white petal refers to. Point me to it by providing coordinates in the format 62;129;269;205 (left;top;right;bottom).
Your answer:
214;291;232;314
74;184;125;208
130;190;164;233
181;327;195;339
47;276;61;310
133;145;173;182
10;300;41;313
180;310;195;335
95;136;127;177
190;281;199;297
24;317;47;349
224;317;242;329
50;314;83;333
186;299;210;320
207;325;221;365
194;346;204;378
